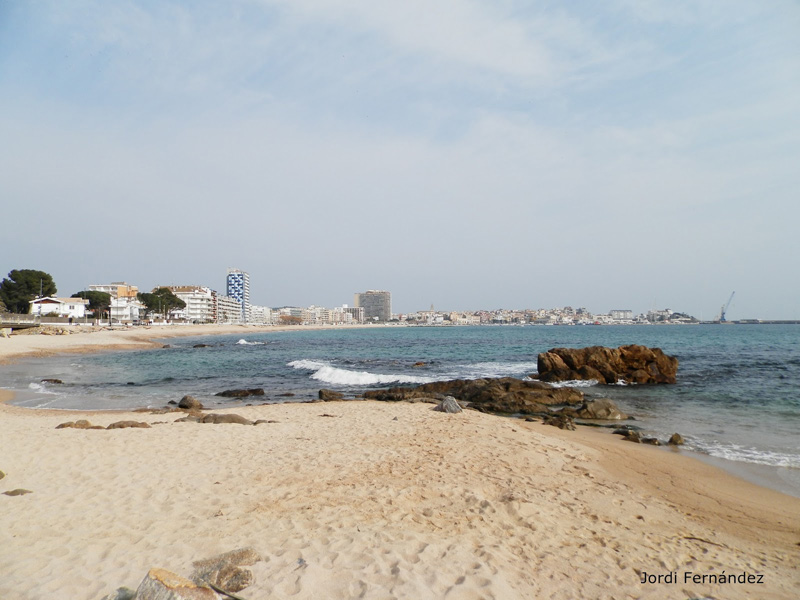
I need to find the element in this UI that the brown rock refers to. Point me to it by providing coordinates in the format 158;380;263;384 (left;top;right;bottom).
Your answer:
560;398;628;420
134;568;218;600
215;388;265;398
41;378;63;384
191;547;262;594
56;419;94;429
668;433;685;446
623;430;642;443
363;377;583;416
174;415;203;423
3;489;33;496
178;395;204;410
106;421;151;429
318;389;344;401
201;413;253;425
542;414;576;430
537;345;678;385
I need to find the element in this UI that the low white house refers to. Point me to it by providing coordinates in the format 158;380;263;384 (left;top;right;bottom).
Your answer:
111;297;146;323
29;297;89;319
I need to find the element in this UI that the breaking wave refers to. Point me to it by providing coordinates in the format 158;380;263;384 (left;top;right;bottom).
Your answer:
696;441;800;469
455;361;539;380
288;359;435;386
236;339;266;345
28;382;57;394
546;379;601;388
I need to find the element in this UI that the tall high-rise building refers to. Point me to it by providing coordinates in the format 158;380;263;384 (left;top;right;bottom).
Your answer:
226;268;250;322
354;290;392;322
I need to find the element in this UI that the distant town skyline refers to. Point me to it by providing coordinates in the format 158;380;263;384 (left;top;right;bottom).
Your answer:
0;266;739;323
2;2;798;320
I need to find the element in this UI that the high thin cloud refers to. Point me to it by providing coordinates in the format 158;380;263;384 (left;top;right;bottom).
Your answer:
1;0;799;317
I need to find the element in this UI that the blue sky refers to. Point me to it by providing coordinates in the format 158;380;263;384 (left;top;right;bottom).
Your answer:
1;0;799;318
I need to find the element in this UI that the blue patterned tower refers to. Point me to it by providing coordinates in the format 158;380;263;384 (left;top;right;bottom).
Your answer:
226;268;250;323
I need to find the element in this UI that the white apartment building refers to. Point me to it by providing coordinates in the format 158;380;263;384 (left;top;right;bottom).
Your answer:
610;309;634;322
216;295;243;324
248;305;273;325
88;282;139;300
167;286;216;323
111;297;145;323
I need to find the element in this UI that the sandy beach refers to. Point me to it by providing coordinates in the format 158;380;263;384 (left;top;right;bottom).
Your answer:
1;327;799;599
0;323;371;364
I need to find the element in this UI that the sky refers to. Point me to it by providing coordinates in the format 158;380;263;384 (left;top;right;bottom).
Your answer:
1;0;799;319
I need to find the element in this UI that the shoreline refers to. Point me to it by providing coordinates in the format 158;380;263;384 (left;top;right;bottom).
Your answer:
1;399;798;599
2;324;799;500
0;322;377;364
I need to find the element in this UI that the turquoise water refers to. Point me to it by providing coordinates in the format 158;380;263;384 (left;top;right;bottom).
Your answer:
3;324;799;494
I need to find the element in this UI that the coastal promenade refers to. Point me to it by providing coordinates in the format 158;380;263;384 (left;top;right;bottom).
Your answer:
1;325;799;599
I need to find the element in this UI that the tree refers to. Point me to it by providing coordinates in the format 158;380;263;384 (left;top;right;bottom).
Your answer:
71;290;111;317
279;315;303;325
137;287;186;319
0;269;57;313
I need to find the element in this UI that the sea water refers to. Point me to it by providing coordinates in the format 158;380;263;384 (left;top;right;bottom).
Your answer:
2;324;798;496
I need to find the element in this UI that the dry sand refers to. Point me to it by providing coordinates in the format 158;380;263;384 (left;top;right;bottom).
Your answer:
1;326;799;599
1;398;798;600
0;323;369;364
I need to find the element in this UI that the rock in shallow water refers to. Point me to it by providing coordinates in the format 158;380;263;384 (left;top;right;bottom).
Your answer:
559;398;628;420
215;388;265;398
537;345;678;384
668;433;685;446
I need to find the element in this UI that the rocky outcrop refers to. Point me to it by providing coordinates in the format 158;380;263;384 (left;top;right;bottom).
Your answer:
319;389;344;401
537;345;678;384
363;377;584;415
559;398;628;420
215;388;265;398
41;378;63;384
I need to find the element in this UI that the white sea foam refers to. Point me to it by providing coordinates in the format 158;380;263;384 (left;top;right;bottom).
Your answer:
28;382;56;395
236;339;265;345
698;442;800;469
288;359;435;386
458;361;539;379
547;379;600;388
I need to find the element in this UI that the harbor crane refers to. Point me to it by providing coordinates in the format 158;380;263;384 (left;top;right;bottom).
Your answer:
717;291;735;323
